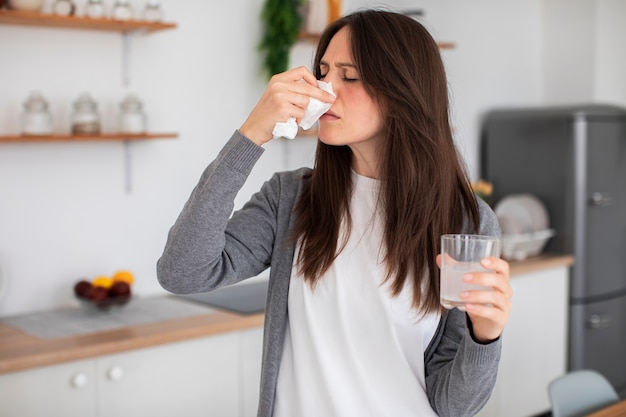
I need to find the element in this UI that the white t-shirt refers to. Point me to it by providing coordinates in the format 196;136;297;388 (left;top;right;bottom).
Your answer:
274;171;441;417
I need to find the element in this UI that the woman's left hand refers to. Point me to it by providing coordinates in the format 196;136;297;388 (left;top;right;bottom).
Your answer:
438;255;513;343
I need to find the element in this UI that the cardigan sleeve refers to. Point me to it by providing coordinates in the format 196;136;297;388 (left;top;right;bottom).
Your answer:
157;130;279;294
425;310;502;416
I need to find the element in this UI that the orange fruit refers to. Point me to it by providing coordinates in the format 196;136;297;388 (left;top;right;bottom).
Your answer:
112;270;135;285
92;276;114;289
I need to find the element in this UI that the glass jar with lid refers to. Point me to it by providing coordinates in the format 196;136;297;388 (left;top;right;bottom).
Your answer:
71;93;101;135
21;91;53;136
84;0;105;19
142;0;163;22
52;0;75;16
118;94;147;134
6;0;45;12
112;0;133;21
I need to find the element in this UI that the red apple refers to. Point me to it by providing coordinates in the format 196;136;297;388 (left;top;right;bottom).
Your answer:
74;280;93;298
84;286;109;309
109;281;131;306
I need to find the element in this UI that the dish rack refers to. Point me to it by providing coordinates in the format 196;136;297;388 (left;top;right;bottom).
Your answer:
500;229;555;261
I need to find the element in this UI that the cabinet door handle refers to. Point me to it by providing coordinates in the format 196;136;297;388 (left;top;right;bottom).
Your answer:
588;192;613;207
71;372;89;388
107;365;124;381
587;313;612;329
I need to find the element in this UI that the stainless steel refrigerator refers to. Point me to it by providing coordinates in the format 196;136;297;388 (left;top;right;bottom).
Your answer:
480;104;626;394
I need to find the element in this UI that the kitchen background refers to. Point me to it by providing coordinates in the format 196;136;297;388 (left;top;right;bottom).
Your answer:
0;0;625;318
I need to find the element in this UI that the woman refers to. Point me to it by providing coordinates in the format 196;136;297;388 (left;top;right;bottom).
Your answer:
158;9;512;417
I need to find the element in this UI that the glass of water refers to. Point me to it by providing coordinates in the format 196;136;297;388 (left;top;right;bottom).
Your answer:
440;234;501;311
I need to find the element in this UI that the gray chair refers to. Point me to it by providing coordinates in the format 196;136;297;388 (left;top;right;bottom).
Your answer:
549;369;620;417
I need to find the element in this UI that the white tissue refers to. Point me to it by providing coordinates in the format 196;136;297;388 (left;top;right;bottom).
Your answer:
272;81;334;140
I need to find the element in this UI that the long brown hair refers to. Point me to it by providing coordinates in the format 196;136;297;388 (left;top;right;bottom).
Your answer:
292;10;479;314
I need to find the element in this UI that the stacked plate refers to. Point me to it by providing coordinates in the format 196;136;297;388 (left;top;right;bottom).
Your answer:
494;194;555;260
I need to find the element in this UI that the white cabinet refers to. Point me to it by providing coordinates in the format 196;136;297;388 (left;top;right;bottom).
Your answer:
476;265;569;417
0;358;96;417
240;327;264;417
0;327;264;417
96;332;240;417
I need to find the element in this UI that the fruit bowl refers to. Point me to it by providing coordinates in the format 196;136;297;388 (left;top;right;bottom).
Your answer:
77;293;133;312
74;272;134;312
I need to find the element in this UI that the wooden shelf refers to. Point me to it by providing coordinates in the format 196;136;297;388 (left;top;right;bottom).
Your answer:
0;133;178;143
436;41;455;50
0;9;176;33
298;32;324;42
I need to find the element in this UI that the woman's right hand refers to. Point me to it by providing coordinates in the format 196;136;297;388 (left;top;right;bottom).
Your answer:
239;66;335;146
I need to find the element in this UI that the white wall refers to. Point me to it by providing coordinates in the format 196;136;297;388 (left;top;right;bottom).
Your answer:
542;0;596;104
542;0;626;106
0;0;623;316
593;0;626;105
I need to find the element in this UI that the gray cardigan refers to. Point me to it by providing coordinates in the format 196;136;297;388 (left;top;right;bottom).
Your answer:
157;130;503;417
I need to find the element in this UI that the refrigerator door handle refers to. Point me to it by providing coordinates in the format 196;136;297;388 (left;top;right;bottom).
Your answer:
588;192;613;207
587;313;612;329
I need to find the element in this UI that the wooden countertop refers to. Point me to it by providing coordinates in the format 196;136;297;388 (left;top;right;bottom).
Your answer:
509;253;574;276
0;306;263;375
586;399;626;417
0;254;573;376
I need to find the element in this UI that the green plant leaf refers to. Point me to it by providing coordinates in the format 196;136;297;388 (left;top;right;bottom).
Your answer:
259;0;305;80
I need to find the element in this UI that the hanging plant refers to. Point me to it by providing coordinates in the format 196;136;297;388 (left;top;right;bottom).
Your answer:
259;0;305;80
